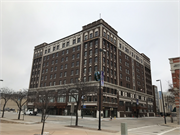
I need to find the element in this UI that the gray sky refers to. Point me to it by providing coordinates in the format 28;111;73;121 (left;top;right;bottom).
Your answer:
0;0;179;92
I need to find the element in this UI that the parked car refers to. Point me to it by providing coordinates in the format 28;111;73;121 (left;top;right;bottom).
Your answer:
24;109;37;115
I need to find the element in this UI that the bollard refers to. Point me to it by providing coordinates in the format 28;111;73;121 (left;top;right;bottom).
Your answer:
121;123;128;135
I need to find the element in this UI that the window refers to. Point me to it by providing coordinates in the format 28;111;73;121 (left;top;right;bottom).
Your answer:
60;72;62;77
76;69;79;75
120;66;122;71
77;37;81;43
77;53;80;58
62;50;65;55
59;81;62;85
66;42;69;47
61;58;64;62
76;61;79;66
77;45;80;50
73;47;75;52
45;76;47;80
53;47;55;51
65;64;67;69
65;57;68;61
45;50;47;54
84;51;87;57
62;43;65;48
64;72;67;77
61;65;63;70
95;57;98;63
89;58;92;64
107;35;109;39
89;50;92;56
89;67;92;73
120;58;122;63
95;49;98;55
66;49;69;54
70;78;73;83
52;61;54;65
46;69;48;73
64;80;66;84
89;42;92;48
53;81;56;85
90;33;93;38
50;74;53;79
83;77;86;82
84;43;87;49
48;49;50;53
51;67;53;72
84;35;88;40
95;31;98;37
120;74;122;79
71;62;74;67
50;82;52;86
73;39;76;44
94;66;97;71
71;70;74;76
95;40;98;45
46;62;49;66
89;76;91;81
55;59;58;64
84;59;87;65
57;96;66;103
103;32;106;37
84;68;86;74
57;45;59;50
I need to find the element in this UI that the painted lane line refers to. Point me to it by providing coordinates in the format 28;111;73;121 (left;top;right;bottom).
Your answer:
128;125;157;131
157;127;180;135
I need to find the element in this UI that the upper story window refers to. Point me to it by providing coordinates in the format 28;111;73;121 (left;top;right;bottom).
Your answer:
95;31;98;37
53;47;55;51
111;37;113;42
90;33;93;39
84;35;88;40
77;37;81;43
73;47;75;52
48;49;50;53
103;32;106;37
84;43;87;49
119;43;121;48
57;45;59;50
66;49;69;54
62;50;65;55
73;39;76;44
77;45;80;51
95;40;98;45
66;42;69;47
45;50;47;54
125;47;129;53
107;35;109;40
77;53;80;58
89;42;92;48
62;43;65;48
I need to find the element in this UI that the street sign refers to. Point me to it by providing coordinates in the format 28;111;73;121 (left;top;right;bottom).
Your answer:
83;105;86;108
94;71;101;81
136;99;139;105
101;71;104;86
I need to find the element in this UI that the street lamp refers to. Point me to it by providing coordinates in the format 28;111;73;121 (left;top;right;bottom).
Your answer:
98;48;106;130
156;79;166;124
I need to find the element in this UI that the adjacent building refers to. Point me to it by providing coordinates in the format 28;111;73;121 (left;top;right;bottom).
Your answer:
152;85;160;115
169;57;180;124
28;19;154;117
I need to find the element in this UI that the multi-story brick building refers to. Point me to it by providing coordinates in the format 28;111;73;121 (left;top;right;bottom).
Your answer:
28;19;154;118
169;57;180;124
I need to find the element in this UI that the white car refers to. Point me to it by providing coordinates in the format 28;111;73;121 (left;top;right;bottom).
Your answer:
24;109;34;115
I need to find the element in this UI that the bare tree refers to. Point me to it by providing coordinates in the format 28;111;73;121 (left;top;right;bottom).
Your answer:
0;87;13;118
34;89;55;135
11;89;28;120
58;81;98;126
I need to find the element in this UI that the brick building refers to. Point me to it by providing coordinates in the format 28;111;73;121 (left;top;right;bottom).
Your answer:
169;57;180;124
28;19;154;117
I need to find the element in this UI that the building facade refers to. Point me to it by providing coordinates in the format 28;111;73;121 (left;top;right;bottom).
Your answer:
152;85;160;115
28;19;154;117
169;57;180;124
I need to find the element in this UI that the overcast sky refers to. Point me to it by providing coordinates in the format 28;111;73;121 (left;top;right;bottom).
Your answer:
0;0;179;92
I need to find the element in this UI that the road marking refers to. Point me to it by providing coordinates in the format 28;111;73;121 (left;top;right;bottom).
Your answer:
128;125;157;131
157;127;180;135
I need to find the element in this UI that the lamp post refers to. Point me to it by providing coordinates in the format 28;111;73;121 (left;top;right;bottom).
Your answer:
156;79;166;124
98;48;106;130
